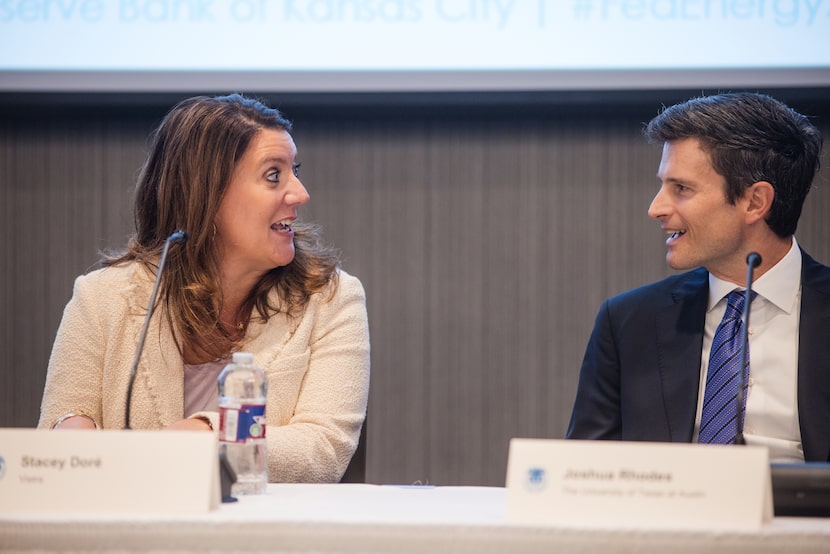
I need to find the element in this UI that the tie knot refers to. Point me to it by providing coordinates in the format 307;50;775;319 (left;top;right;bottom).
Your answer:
724;289;757;319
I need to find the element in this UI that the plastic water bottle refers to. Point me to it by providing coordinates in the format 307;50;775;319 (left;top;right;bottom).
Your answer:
218;352;268;495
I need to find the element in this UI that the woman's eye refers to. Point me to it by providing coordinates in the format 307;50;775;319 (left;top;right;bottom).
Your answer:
293;162;301;178
266;169;281;183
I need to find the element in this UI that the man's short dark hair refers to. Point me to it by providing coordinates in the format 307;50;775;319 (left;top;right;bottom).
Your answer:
644;92;822;237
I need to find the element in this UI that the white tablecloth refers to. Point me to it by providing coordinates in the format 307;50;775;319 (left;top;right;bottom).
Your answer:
2;484;829;553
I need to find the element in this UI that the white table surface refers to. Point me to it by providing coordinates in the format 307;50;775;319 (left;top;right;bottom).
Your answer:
2;483;830;553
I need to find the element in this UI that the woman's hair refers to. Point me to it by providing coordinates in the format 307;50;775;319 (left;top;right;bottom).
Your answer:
104;94;340;362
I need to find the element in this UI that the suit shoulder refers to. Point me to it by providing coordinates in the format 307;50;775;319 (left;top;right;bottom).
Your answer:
71;262;152;314
327;269;366;301
336;269;363;289
801;250;830;291
74;262;143;290
609;268;707;307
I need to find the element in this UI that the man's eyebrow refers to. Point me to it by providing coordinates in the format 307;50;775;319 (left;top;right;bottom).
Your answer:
657;175;686;184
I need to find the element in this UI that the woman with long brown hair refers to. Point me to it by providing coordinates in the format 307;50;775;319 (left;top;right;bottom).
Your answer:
39;94;370;483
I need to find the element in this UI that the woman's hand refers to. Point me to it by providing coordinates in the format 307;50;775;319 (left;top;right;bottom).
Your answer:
164;417;213;431
52;414;97;430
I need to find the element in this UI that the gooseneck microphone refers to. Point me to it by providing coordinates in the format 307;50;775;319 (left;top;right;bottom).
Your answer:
735;251;762;445
124;230;188;430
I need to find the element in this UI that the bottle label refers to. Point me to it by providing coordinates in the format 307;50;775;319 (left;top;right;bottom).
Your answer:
219;404;266;444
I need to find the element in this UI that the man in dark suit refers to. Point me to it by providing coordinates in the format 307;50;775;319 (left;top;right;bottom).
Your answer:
567;92;829;463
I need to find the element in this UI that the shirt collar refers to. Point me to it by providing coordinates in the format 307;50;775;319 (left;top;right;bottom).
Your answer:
708;237;802;313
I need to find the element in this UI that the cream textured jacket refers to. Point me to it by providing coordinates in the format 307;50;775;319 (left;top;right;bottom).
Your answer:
38;262;370;483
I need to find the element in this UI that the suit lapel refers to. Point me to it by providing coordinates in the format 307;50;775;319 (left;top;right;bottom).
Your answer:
126;264;184;428
797;252;830;462
145;307;185;424
655;269;709;442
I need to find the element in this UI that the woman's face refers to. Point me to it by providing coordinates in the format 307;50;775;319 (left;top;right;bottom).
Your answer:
214;128;309;281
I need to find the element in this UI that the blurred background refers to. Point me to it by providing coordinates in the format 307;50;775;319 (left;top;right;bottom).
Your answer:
1;2;828;486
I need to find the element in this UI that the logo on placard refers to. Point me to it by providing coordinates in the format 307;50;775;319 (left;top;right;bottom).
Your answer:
249;422;264;438
0;456;5;480
525;467;546;492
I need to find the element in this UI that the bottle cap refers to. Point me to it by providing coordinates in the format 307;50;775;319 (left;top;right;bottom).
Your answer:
232;352;254;365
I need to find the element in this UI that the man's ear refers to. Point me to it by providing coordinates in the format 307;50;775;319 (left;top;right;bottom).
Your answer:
745;181;775;224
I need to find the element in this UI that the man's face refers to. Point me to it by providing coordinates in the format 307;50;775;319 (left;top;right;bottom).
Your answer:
647;138;749;282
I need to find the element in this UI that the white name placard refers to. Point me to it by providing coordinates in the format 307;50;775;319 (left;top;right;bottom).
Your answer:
0;429;219;514
506;438;772;530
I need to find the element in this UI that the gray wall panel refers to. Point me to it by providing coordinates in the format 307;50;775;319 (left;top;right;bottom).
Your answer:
2;98;828;487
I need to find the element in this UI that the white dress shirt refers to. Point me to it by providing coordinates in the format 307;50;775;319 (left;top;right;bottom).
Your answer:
695;238;804;462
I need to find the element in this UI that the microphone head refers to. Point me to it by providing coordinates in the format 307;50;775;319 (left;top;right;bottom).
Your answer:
168;230;188;244
746;252;762;268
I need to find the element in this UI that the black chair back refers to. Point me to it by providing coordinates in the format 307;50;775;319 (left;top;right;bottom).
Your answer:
340;417;367;483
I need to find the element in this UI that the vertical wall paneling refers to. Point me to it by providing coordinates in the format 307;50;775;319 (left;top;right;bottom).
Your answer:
2;98;828;486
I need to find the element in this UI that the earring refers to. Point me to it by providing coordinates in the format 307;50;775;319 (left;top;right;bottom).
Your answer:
212;223;217;240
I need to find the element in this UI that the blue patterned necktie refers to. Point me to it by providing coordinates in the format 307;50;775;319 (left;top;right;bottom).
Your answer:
699;290;757;444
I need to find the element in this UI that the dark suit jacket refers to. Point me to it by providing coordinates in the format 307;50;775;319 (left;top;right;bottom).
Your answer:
566;250;830;462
